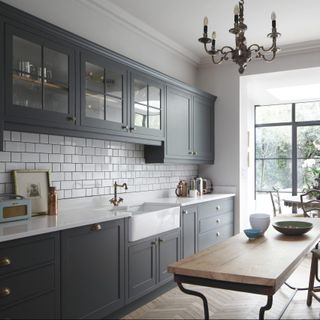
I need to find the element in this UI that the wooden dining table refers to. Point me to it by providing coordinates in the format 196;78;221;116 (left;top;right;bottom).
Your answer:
168;218;320;320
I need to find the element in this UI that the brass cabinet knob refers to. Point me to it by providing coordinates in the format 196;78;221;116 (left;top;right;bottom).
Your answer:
216;205;221;211
159;238;164;243
151;241;157;246
130;127;136;131
216;232;221;237
121;125;129;130
0;258;11;267
0;288;11;298
188;151;193;155
182;210;188;215
91;224;102;232
216;218;221;224
193;151;198;155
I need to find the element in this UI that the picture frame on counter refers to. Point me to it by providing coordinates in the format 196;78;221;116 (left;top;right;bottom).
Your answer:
12;169;51;215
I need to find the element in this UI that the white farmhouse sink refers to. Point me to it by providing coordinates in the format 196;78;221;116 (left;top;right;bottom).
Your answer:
126;203;180;242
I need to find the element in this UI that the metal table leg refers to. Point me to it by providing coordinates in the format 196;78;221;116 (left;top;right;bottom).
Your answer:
177;281;209;319
259;295;273;320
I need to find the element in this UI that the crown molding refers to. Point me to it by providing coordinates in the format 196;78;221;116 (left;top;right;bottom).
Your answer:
76;0;200;66
198;40;320;66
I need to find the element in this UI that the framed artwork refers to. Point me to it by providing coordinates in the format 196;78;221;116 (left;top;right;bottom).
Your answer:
12;169;51;215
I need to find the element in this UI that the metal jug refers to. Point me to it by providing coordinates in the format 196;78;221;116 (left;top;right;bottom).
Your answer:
175;180;188;197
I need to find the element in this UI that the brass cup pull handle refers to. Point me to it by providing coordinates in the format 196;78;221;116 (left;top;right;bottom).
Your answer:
91;224;102;232
0;288;11;298
0;258;11;267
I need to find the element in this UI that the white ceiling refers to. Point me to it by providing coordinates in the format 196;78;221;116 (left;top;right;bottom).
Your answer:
105;0;320;64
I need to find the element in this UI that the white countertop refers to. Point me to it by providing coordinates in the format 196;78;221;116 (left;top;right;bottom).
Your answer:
0;193;235;243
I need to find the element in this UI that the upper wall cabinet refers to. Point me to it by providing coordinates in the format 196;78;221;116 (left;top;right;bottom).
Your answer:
130;71;164;139
80;50;129;135
5;25;75;129
0;2;215;156
145;86;215;164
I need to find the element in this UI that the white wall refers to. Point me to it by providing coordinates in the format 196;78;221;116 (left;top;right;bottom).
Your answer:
197;49;320;233
2;0;197;86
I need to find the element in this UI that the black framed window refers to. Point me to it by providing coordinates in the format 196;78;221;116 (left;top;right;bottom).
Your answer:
255;101;320;200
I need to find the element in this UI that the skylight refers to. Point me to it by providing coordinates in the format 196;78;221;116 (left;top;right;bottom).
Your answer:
267;84;320;101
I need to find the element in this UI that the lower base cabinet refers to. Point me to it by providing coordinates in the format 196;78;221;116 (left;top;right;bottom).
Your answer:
181;205;197;259
0;233;60;320
61;219;125;319
127;228;180;303
198;198;234;251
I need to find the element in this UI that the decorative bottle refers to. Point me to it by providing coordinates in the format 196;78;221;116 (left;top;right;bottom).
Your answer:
48;186;58;215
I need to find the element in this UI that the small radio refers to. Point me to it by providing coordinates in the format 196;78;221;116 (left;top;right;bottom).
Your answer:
0;194;32;223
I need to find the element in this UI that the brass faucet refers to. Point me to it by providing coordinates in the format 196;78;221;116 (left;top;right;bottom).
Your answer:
109;182;128;206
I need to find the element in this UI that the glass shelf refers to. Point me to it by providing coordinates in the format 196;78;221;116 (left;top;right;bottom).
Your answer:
13;72;68;91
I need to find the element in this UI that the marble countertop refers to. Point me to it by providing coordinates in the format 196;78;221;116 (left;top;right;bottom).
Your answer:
0;193;235;243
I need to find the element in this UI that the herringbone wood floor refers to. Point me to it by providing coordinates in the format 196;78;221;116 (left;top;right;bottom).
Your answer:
123;255;320;319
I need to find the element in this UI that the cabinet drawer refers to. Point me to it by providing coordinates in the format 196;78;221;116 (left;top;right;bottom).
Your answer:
199;211;233;234
198;224;233;251
0;234;56;276
0;264;55;308
1;291;57;319
198;198;233;218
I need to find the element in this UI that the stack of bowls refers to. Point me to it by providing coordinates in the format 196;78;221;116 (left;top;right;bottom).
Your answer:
249;213;270;235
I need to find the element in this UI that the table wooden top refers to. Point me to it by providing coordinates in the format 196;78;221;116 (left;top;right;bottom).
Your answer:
168;218;320;291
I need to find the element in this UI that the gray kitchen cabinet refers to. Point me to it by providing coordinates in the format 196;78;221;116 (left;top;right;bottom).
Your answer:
5;24;76;131
193;95;215;161
0;233;60;319
158;229;180;284
0;2;217;151
127;228;180;303
145;86;216;164
127;236;157;301
130;71;165;139
165;86;193;160
198;198;234;251
181;205;198;259
61;219;125;319
80;50;129;135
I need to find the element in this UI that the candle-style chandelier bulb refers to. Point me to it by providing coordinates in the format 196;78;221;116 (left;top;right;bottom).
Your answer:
198;0;281;74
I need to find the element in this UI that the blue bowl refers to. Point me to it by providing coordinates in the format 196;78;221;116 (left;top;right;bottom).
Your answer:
244;228;261;239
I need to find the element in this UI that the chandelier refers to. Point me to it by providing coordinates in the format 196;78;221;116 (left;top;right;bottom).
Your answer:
198;0;281;73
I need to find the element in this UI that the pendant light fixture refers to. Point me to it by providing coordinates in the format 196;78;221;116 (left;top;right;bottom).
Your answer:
198;0;281;73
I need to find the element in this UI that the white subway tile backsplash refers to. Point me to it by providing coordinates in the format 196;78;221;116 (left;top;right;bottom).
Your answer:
11;132;21;142
35;144;52;153
6;141;25;152
40;134;49;144
49;135;65;145
1;130;198;199
21;133;40;143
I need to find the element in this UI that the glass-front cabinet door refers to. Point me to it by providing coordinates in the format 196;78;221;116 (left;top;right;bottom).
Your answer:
80;51;128;133
131;72;164;138
5;25;75;127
